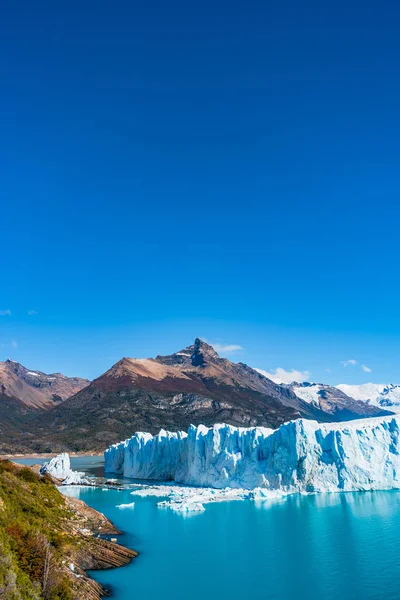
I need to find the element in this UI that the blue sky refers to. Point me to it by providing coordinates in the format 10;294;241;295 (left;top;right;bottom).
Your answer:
1;0;400;383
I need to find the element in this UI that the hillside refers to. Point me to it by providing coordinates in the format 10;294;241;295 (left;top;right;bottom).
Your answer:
0;460;136;599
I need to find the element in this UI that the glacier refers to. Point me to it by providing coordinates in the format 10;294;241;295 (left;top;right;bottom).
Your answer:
105;416;400;494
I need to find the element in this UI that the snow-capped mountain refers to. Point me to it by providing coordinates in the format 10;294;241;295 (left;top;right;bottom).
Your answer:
288;381;387;419
336;383;400;411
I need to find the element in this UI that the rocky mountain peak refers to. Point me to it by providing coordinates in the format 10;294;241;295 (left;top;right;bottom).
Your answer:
5;359;22;370
155;338;220;367
189;338;219;366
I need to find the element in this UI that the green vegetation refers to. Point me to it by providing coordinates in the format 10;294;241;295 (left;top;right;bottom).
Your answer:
0;460;75;600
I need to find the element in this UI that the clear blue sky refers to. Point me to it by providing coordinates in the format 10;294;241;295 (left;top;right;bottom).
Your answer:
1;0;400;383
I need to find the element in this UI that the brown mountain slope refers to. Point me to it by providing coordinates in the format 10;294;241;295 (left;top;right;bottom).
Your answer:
0;359;89;409
0;361;90;453
28;339;389;453
0;394;32;451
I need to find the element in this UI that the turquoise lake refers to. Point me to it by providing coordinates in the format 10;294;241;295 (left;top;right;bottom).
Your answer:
16;456;400;600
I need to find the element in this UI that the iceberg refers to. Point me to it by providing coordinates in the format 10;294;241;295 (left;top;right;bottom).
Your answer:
164;501;205;513
40;453;90;485
116;502;135;509
129;483;281;512
105;416;400;494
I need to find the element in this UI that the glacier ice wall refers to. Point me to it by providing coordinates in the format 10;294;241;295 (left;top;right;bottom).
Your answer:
40;453;89;485
41;453;72;479
104;417;400;493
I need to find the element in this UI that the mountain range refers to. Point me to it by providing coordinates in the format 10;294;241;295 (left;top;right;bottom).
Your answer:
0;339;393;453
336;383;400;409
0;359;88;408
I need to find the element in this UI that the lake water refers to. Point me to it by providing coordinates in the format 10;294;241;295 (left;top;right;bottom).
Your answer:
16;456;400;600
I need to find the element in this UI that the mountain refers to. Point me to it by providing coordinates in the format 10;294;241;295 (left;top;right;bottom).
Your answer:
336;383;400;411
29;338;328;451
289;381;385;418
0;359;89;409
0;360;89;453
27;339;388;453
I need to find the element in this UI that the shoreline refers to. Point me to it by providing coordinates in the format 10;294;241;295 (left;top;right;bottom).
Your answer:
3;459;137;599
0;451;103;459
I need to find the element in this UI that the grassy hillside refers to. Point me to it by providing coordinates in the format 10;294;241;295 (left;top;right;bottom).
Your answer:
0;460;136;599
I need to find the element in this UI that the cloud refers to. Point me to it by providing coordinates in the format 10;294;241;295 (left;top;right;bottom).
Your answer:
362;364;372;373
211;343;243;354
11;340;18;349
0;309;11;316
255;367;311;384
28;310;38;315
341;359;357;367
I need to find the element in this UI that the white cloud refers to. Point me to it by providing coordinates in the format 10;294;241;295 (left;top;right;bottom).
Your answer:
362;364;372;373
211;343;243;354
255;367;311;384
11;340;18;349
28;310;38;315
0;309;11;316
341;359;357;367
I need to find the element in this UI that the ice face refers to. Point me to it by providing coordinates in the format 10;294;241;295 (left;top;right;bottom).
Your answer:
104;416;400;494
40;453;72;479
40;453;89;485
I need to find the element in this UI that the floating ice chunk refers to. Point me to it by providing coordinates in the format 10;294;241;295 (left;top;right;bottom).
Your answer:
162;501;205;513
129;482;267;512
116;502;135;509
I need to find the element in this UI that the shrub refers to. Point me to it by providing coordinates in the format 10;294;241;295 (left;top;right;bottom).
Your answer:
19;467;40;483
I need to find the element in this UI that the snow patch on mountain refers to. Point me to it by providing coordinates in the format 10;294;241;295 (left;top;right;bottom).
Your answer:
290;383;324;405
336;383;386;402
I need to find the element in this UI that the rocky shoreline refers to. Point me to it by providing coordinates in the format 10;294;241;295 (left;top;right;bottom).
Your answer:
36;464;138;598
60;493;138;599
0;459;137;599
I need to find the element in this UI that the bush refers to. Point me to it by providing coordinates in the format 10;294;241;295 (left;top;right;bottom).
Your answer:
19;467;40;483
